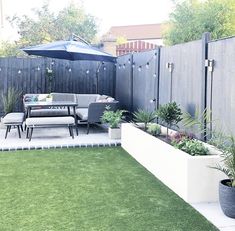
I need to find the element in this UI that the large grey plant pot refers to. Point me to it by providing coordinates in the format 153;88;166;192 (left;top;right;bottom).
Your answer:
219;179;235;218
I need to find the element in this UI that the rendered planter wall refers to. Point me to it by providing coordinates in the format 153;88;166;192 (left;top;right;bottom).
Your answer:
121;123;226;203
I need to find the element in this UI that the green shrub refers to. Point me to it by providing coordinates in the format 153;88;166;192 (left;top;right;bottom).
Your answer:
147;123;161;136
1;87;22;115
172;138;209;156
156;102;182;137
101;106;125;128
133;109;156;131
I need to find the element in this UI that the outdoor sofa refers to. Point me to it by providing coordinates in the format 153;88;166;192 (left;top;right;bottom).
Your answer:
23;93;119;133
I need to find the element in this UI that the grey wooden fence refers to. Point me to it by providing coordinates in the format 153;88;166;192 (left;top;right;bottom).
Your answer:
207;36;235;135
116;33;235;136
0;57;115;114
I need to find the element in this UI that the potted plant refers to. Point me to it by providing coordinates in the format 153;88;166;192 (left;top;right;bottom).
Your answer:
133;109;156;131
156;101;182;138
211;136;235;218
101;106;125;139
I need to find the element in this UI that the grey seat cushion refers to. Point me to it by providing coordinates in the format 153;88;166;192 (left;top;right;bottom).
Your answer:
51;93;76;102
26;116;75;126
30;109;69;117
76;108;88;120
76;94;100;108
3;113;25;124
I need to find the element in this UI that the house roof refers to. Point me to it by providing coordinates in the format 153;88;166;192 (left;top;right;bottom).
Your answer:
104;24;163;41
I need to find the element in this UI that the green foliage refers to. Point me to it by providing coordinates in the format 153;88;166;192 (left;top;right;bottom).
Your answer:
4;2;98;56
147;123;161;136
164;0;235;45
156;102;182;137
133;109;156;131
182;108;212;139
0;41;23;57
172;138;209;156
211;136;235;187
101;106;125;128
1;88;22;115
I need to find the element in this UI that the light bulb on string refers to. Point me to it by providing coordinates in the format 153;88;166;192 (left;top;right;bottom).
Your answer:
138;66;142;72
153;73;157;78
128;59;131;64
18;70;21;74
103;66;107;71
132;62;135;68
86;69;90;74
153;53;157;59
123;64;126;69
0;68;2;71
146;62;149;69
68;68;72;72
37;66;40;71
118;65;121;69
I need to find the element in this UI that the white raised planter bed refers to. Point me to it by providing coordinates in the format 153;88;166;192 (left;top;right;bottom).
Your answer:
121;123;226;203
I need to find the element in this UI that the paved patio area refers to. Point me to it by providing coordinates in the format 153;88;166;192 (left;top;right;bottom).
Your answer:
0;124;120;151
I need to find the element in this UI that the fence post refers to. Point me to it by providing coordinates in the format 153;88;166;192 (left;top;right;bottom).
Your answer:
156;47;161;111
130;53;134;113
201;32;211;140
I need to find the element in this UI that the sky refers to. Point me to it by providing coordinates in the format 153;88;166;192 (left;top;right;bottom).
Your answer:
1;0;174;40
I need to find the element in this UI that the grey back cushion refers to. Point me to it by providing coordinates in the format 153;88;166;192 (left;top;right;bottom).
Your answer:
76;94;100;108
51;93;76;102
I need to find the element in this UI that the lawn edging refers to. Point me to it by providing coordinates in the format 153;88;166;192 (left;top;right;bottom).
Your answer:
121;123;226;203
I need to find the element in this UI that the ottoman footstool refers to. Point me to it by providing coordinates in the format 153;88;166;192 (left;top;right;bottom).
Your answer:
2;112;25;138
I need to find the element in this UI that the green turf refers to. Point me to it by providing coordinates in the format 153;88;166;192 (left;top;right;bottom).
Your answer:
0;147;218;231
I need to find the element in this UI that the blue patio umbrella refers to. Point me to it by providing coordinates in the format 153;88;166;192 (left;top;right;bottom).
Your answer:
22;40;116;63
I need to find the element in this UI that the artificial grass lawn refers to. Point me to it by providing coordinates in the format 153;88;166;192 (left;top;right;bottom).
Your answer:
0;147;218;231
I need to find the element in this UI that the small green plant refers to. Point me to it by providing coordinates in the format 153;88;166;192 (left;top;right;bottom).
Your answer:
211;136;235;187
1;87;22;115
101;106;125;128
172;138;209;156
156;102;182;137
147;123;161;136
133;109;156;131
182;108;212;140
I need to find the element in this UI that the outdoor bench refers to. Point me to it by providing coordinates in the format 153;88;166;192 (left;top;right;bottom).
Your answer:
2;112;25;139
25;116;75;141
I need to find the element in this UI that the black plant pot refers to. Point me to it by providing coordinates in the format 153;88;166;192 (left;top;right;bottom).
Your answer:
219;179;235;218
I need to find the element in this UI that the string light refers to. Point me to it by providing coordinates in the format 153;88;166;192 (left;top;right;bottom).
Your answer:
68;68;72;72
103;66;106;71
153;73;157;78
18;70;21;74
86;69;90;74
116;51;158;71
0;68;2;71
37;66;40;71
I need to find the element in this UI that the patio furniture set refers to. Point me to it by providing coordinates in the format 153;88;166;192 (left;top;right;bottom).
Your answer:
2;92;119;141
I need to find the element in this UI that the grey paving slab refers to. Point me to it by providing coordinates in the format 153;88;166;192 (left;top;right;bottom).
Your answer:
0;125;120;151
191;202;235;231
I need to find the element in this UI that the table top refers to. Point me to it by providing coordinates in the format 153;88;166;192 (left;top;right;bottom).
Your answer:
24;101;78;107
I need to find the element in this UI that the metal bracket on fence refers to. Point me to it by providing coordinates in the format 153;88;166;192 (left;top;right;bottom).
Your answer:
205;59;214;72
166;62;174;73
